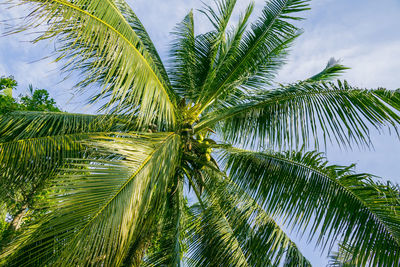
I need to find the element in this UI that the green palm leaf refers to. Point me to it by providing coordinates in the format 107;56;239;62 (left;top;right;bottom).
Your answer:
0;111;134;198
187;165;311;266
197;81;400;148
1;132;180;266
13;0;177;128
143;180;184;266
198;0;310;110
307;58;350;82
219;147;400;266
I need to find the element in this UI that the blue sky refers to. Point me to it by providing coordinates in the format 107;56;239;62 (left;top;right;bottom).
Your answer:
1;0;400;265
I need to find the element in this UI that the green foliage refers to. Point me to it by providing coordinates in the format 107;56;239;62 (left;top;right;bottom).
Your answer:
1;0;400;266
0;77;60;114
0;76;17;98
20;86;60;112
0;76;19;114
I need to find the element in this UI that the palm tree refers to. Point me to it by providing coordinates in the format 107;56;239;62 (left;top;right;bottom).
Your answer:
1;0;400;266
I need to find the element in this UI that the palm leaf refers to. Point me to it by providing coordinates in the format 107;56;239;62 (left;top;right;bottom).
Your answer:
197;0;310;110
189;165;311;266
111;0;173;92
197;81;400;149
219;147;400;266
169;11;197;100
0;111;134;198
10;0;177;128
0;111;132;142
143;180;184;266
1;132;180;266
307;58;349;82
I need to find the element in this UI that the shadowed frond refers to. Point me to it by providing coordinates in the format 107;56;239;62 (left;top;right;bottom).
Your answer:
197;81;400;149
9;0;176;128
143;180;184;266
188;165;311;266
1;132;180;266
219;147;400;266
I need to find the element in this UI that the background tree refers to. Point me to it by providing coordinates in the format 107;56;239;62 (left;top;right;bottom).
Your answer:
19;85;61;112
0;76;19;114
0;75;61;248
0;0;400;266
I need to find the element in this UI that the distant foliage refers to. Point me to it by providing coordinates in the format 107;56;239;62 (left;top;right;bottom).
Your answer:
0;76;61;114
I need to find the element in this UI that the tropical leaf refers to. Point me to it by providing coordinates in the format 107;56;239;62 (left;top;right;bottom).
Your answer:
186;165;311;266
10;0;177;128
112;0;173;92
219;147;400;266
197;0;310;110
143;180;184;267
307;58;349;82
169;11;197;100
0;111;132;142
1;132;180;266
0;111;136;200
197;81;400;149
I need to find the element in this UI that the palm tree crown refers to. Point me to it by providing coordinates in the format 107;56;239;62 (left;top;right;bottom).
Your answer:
1;0;400;266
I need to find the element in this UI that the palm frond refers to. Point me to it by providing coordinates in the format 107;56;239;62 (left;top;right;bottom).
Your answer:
0;111;132;142
1;132;181;266
307;58;349;82
186;202;250;267
0;111;134;199
194;0;238;102
143;180;184;266
328;243;363;267
219;147;400;266
111;0;173;92
188;165;311;266
197;81;400;149
10;0;176;128
169;11;197;100
198;0;310;110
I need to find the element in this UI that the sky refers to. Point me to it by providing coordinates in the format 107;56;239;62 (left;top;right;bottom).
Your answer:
1;0;400;265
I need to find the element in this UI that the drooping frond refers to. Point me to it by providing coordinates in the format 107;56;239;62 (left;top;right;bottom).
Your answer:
0;111;129;201
328;243;364;267
197;81;400;149
198;0;310;110
143;180;184;266
187;165;311;266
111;0;173;91
219;147;400;266
186;202;250;266
307;58;349;82
1;132;180;266
9;0;177;128
0;111;132;142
